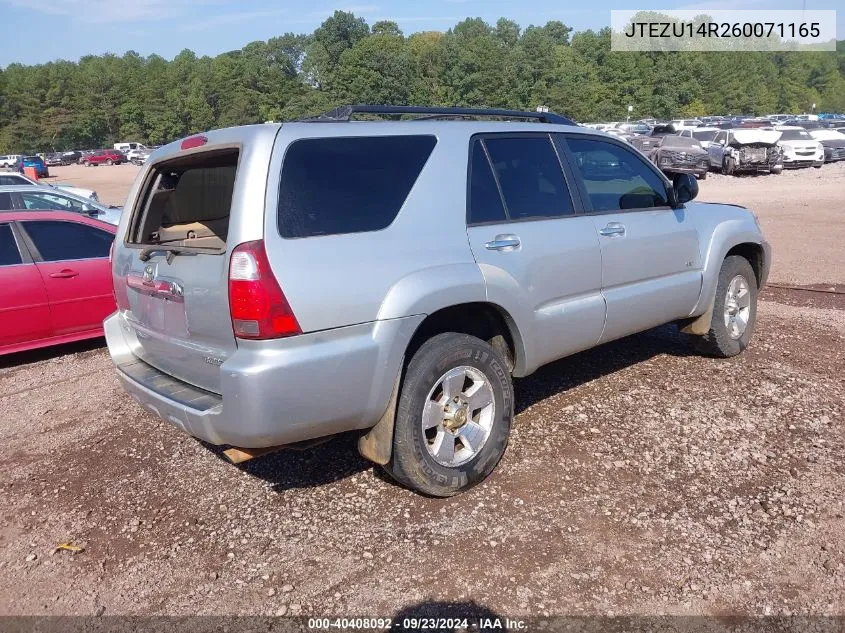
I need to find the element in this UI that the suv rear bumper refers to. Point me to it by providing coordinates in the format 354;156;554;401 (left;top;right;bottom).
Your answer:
105;312;423;448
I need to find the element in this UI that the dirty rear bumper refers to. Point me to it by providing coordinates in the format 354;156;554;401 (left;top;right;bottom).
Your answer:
105;312;422;448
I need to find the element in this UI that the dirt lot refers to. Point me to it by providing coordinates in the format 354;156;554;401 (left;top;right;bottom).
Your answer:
1;163;843;619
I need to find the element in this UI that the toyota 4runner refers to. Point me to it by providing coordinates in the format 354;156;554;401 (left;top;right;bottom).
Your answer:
105;105;771;496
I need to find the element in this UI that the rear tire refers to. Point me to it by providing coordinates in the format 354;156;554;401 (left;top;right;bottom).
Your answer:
771;165;783;174
384;333;513;497
694;256;758;358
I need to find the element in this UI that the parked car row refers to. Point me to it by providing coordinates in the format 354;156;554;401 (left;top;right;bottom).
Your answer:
1;141;158;173
586;115;845;179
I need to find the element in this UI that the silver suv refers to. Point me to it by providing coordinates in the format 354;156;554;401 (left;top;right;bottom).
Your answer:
106;105;771;497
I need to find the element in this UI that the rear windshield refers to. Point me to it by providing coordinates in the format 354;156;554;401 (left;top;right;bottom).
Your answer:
278;135;436;239
129;149;238;251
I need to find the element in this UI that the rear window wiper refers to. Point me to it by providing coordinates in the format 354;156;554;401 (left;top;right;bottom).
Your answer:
138;244;220;263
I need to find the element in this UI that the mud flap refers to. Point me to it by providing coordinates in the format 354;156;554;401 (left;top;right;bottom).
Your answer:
357;369;402;466
680;293;716;336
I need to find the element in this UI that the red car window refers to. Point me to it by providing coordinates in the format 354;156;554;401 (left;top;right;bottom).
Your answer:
22;221;113;261
0;224;22;266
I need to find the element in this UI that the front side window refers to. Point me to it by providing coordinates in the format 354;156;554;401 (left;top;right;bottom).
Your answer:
565;137;669;212
482;136;574;220
278;135;436;239
22;221;113;261
0;224;22;266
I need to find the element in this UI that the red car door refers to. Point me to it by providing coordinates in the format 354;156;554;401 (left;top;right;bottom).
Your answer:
19;219;115;336
0;222;52;351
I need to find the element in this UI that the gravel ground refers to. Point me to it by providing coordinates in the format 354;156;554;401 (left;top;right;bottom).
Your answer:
0;164;843;618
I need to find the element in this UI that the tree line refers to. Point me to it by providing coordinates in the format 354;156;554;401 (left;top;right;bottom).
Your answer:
1;11;844;153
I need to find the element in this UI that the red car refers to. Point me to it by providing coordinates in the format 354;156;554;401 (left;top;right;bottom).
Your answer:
82;149;126;166
0;210;116;355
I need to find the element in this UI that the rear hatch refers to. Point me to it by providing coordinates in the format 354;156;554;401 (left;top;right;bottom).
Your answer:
115;132;274;394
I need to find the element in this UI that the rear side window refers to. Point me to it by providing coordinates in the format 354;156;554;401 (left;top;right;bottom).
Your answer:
278;135;436;238
467;141;507;224
0;192;15;209
22;221;113;261
482;136;574;220
0;224;22;266
0;174;27;186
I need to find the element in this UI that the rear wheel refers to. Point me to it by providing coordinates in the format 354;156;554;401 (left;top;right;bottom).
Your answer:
771;165;783;174
385;333;513;497
694;256;758;358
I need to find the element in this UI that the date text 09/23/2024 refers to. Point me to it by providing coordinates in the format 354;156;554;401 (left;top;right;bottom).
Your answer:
307;617;528;630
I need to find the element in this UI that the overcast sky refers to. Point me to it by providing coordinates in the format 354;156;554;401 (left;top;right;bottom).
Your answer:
0;0;841;67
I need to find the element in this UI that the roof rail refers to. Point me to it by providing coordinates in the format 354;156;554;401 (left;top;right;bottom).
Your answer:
297;104;575;125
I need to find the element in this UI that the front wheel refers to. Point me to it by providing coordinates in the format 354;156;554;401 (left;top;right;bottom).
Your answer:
385;333;514;497
694;256;758;358
105;159;113;166
722;157;735;176
771;165;783;175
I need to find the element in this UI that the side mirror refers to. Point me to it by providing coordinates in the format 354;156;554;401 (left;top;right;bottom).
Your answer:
673;173;699;205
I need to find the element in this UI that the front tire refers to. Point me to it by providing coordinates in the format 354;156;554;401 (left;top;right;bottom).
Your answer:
694;255;758;358
385;333;513;497
722;157;735;176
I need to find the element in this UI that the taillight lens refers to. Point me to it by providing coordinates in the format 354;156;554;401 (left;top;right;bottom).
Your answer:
228;240;300;339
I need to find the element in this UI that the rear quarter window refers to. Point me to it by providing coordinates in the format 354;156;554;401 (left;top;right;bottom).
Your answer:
277;135;436;238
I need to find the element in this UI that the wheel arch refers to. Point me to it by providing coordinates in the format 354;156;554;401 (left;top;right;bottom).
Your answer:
359;301;526;466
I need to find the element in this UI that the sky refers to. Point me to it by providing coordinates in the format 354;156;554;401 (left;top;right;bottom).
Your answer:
0;0;841;67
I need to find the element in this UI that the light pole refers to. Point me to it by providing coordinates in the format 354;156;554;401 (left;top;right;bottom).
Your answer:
627;104;633;123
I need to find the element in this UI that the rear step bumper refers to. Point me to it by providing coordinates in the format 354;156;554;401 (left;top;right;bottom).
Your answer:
104;312;423;448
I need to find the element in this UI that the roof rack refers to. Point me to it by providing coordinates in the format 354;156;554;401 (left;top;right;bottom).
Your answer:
297;104;575;125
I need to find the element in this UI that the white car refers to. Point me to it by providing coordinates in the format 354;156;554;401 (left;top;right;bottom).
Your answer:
126;148;151;165
0;155;22;169
774;126;824;169
670;118;703;131
679;126;720;150
0;171;99;200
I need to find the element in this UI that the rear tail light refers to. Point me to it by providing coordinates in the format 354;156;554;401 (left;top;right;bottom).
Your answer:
228;240;300;339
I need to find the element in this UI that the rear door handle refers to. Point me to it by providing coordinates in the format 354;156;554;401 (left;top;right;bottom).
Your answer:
599;222;626;237
484;235;521;251
49;269;79;279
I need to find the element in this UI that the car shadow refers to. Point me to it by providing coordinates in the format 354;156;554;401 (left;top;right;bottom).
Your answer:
514;323;694;414
0;337;106;370
392;600;506;631
202;432;372;492
217;324;694;493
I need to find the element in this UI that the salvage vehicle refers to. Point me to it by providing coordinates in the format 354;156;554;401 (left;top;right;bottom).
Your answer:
0;155;22;169
105;105;771;497
0;185;120;224
679;126;720;149
707;129;783;175
0;171;98;200
16;155;49;178
627;124;677;153
0;210;116;355
45;153;65;167
774;126;824;169
83;149;127;166
127;148;151;166
808;129;845;163
642;135;709;180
